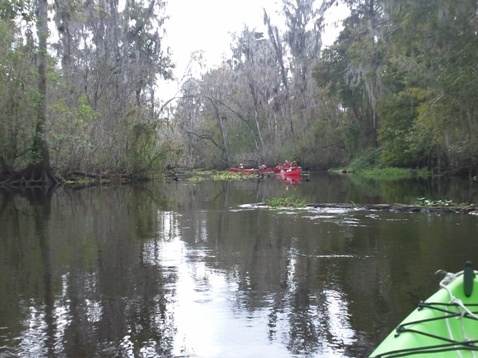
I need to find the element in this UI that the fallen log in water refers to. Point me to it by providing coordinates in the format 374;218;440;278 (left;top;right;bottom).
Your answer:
306;203;478;215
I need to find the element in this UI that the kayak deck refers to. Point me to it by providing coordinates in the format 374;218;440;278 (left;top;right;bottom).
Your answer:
370;263;478;357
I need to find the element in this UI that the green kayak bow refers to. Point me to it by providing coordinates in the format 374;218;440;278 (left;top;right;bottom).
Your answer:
370;261;478;357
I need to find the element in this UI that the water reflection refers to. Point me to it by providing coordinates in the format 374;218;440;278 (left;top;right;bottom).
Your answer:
1;175;478;357
146;210;358;357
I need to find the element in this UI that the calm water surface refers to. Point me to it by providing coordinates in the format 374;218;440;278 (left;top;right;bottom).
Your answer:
1;172;478;357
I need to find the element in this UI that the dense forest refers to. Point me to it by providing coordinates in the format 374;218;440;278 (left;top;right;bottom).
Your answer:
1;0;477;187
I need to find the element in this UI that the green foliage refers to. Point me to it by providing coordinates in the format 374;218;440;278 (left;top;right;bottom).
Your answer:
0;16;38;171
265;196;306;208
126;119;157;172
348;148;382;171
0;0;34;21
48;95;96;174
188;169;217;182
211;171;258;181
299;96;349;167
227;120;257;155
347;147;431;179
358;167;430;180
3;0;478;177
314;23;379;152
377;88;432;167
380;0;478;172
189;176;206;182
312;0;478;174
414;198;459;207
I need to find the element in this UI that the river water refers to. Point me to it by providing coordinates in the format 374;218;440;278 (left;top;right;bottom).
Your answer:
1;172;478;357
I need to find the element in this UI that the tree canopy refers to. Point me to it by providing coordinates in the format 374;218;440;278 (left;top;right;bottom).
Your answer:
1;0;478;182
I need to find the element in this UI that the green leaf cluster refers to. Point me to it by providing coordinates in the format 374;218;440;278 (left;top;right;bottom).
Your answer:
315;0;478;174
0;13;38;171
265;196;306;208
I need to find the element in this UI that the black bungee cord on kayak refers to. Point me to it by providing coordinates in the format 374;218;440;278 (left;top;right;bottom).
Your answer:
370;262;478;358
371;301;478;357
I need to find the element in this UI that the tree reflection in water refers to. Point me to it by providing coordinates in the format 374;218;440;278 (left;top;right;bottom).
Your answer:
2;176;478;357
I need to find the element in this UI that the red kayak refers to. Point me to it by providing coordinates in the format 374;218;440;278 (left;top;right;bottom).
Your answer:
279;167;302;177
229;168;257;174
229;161;302;176
257;165;281;174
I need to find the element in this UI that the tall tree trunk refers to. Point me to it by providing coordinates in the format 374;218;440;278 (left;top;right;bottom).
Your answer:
1;0;60;187
24;0;59;186
33;0;50;169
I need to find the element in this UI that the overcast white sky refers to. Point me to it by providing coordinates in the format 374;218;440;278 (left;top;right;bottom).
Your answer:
164;0;280;68
160;0;348;99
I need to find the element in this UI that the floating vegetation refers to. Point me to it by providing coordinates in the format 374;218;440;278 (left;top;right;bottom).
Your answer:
414;197;459;207
187;170;259;182
211;171;257;181
265;196;307;208
189;176;206;182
